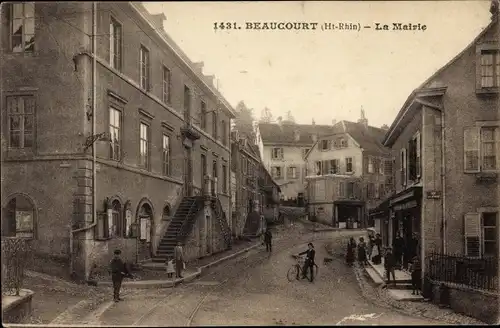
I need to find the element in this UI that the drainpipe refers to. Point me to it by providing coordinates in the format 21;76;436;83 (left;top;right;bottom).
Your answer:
69;2;98;279
440;109;446;253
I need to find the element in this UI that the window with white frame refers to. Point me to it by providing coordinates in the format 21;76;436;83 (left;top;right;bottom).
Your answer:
345;157;353;173
320;139;329;151
139;122;150;169
139;46;150;90
162;66;171;103
109;17;122;70
271;147;283;160
347;182;355;198
340;138;347;148
271;166;282;179
11;3;35;53
7;95;35;149
315;161;322;175
329;159;339;174
162;134;171;176
109;107;121;161
367;157;374;173
200;101;207;130
464;126;499;172
338;182;345;197
287;166;297;179
480;50;500;88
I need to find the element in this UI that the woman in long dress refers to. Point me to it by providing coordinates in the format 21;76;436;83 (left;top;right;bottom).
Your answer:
357;237;368;265
371;234;382;264
346;237;357;266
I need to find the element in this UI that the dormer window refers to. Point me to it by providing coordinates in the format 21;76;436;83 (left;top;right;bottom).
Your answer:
340;138;347;148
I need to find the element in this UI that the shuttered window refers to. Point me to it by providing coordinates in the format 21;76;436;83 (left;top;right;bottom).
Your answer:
464;128;480;172
400;148;407;186
415;132;421;178
464;212;481;257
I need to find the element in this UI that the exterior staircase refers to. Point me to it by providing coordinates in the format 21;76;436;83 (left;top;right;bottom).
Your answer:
210;197;232;250
152;196;204;263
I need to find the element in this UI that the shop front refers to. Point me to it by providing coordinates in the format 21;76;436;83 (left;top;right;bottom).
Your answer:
368;198;390;247
334;200;365;229
388;186;423;266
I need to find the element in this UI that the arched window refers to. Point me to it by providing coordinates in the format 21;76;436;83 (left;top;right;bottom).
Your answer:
162;205;171;220
2;195;35;238
138;203;153;242
111;200;122;237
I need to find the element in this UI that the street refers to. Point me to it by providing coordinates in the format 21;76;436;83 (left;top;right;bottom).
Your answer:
65;231;446;326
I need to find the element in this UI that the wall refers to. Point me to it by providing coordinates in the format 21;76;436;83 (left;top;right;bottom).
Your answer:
430;283;499;324
262;144;309;199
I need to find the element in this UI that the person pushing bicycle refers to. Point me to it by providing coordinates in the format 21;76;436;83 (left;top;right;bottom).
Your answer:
298;243;316;282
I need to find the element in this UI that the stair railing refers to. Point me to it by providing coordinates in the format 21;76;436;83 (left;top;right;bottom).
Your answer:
176;197;203;243
212;197;232;249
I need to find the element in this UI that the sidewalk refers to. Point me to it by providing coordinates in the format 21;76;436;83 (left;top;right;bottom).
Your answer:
325;246;487;325
96;239;262;289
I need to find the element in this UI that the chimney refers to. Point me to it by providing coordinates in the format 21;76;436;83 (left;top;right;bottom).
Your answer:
312;118;316;126
150;13;167;30
294;129;300;141
491;0;499;19
381;124;389;131
204;74;215;86
357;106;368;128
193;62;204;74
332;119;337;126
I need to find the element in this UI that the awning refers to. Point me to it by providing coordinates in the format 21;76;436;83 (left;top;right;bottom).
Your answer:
369;198;390;217
388;186;423;210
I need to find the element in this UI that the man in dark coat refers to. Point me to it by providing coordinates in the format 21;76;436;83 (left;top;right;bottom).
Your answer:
392;233;405;269
174;242;185;278
109;249;127;302
264;229;273;252
299;243;316;282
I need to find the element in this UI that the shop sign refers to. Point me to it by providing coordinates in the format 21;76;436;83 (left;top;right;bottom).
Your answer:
393;200;418;211
426;190;441;199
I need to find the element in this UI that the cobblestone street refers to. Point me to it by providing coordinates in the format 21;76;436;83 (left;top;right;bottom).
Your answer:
50;227;448;326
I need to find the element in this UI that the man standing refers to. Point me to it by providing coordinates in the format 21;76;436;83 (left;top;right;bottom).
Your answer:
174;242;185;278
264;229;273;252
109;249;126;302
298;243;316;282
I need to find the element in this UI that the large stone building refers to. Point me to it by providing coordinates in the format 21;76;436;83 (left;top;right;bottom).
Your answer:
254;118;336;202
1;2;236;279
370;9;499;268
305;114;393;228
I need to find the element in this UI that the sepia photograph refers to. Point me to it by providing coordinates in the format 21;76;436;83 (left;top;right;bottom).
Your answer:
1;0;499;326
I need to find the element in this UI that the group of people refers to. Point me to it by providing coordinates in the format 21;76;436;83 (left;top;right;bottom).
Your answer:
109;242;187;303
345;232;421;295
345;233;383;266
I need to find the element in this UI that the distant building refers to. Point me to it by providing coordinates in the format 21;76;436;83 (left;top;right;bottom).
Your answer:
305;113;392;228
255;119;337;202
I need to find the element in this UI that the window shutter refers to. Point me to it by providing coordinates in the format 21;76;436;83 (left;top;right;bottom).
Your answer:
464;127;480;173
464;212;481;257
281;166;285;178
364;156;369;174
416;133;421;178
351;157;355;173
323;160;330;175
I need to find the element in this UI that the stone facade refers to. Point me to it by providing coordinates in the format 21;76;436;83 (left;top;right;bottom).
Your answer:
1;2;234;279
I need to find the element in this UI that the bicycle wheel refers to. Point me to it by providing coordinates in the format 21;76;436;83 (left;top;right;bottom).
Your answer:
287;265;298;282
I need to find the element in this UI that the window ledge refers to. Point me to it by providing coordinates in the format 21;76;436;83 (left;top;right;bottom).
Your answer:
476;88;499;95
475;172;498;183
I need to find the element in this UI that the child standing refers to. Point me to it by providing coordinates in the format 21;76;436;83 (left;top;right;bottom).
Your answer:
384;247;396;285
166;256;175;279
410;255;421;295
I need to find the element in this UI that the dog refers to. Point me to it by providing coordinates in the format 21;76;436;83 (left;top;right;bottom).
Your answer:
323;257;333;264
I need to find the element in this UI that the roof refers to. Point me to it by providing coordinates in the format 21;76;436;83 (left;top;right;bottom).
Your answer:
307;120;390;157
258;122;336;146
383;15;498;146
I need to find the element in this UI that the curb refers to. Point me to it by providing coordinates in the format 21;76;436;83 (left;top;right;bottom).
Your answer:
97;242;261;289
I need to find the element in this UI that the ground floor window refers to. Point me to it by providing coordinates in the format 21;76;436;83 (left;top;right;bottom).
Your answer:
482;212;498;258
2;195;35;238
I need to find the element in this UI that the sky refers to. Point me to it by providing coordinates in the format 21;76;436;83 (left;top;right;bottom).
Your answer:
143;1;492;128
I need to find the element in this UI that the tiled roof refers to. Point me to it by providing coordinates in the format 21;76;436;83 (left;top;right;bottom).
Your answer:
319;120;390;155
258;122;337;145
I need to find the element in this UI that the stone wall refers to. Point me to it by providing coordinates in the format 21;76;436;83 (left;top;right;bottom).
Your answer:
430;282;499;324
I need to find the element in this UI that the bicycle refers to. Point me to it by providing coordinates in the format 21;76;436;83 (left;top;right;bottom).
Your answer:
286;254;319;282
